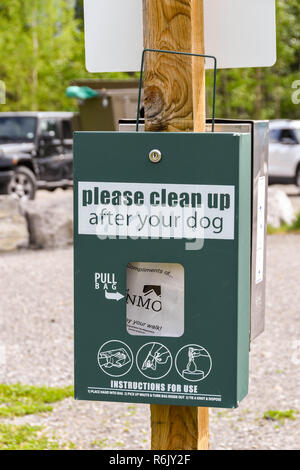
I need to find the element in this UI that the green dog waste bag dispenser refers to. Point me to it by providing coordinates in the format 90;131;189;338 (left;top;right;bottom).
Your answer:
74;128;252;409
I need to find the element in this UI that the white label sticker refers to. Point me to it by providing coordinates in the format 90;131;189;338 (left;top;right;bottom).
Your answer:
78;181;235;240
256;176;266;284
126;262;184;338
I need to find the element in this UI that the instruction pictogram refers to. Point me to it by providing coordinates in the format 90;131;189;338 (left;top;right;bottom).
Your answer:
136;342;172;380
97;340;133;377
175;344;212;382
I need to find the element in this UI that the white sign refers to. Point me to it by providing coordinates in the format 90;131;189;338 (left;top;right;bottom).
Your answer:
84;0;276;72
78;181;235;240
84;0;143;73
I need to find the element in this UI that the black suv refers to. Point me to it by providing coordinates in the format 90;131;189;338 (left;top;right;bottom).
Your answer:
0;112;74;199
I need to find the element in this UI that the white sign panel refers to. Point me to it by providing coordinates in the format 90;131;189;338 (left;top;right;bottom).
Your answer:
204;0;276;69
78;181;235;240
84;0;143;73
84;0;276;72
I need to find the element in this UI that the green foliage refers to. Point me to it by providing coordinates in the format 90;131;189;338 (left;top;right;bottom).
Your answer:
0;0;299;116
263;409;298;424
0;0;133;112
267;213;300;234
206;0;300;120
0;423;60;450
0;383;74;417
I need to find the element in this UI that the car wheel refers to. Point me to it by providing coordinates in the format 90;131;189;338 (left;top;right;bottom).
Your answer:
7;166;37;200
296;167;300;189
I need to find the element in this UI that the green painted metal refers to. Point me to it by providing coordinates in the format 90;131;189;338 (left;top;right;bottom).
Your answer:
66;86;99;100
74;131;251;408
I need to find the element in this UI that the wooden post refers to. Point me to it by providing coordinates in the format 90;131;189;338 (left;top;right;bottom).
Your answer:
191;0;206;132
142;0;209;451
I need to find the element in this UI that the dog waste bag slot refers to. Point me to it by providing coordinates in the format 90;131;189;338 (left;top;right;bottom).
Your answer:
126;262;184;338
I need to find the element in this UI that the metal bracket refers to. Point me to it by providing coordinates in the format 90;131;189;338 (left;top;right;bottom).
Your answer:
136;48;217;132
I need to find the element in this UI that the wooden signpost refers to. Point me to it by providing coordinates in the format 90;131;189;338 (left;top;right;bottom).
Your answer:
81;0;276;453
143;0;208;450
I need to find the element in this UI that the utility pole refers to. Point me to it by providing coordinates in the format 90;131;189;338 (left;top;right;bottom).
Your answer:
142;0;209;450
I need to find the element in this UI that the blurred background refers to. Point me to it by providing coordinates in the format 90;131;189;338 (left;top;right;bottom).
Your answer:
0;0;299;451
0;0;132;112
0;0;299;119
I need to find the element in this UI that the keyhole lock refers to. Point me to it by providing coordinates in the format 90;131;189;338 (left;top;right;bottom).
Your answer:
149;149;162;163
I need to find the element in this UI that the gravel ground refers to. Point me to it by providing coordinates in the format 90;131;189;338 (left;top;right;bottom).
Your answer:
0;235;299;450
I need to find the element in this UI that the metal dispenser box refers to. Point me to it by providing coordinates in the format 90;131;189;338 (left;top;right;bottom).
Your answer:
207;120;268;341
119;119;268;341
74;129;253;408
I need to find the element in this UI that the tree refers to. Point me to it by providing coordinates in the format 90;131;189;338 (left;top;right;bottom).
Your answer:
0;0;299;117
206;0;300;120
0;0;89;111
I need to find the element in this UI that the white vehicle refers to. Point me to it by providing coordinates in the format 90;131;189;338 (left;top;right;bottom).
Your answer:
269;120;300;188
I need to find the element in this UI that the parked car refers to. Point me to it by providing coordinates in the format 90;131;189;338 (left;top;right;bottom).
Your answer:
0;112;74;199
269;120;300;188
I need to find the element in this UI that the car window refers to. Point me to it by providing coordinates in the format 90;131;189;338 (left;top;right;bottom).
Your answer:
293;129;300;144
62;119;73;140
279;129;297;143
40;119;60;138
269;129;281;143
0;117;37;141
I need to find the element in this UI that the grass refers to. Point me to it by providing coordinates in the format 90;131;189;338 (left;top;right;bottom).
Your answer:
263;409;298;424
0;423;78;450
115;441;125;447
267;214;300;234
0;383;77;450
0;383;74;418
0;423;60;450
126;405;137;417
91;438;108;449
